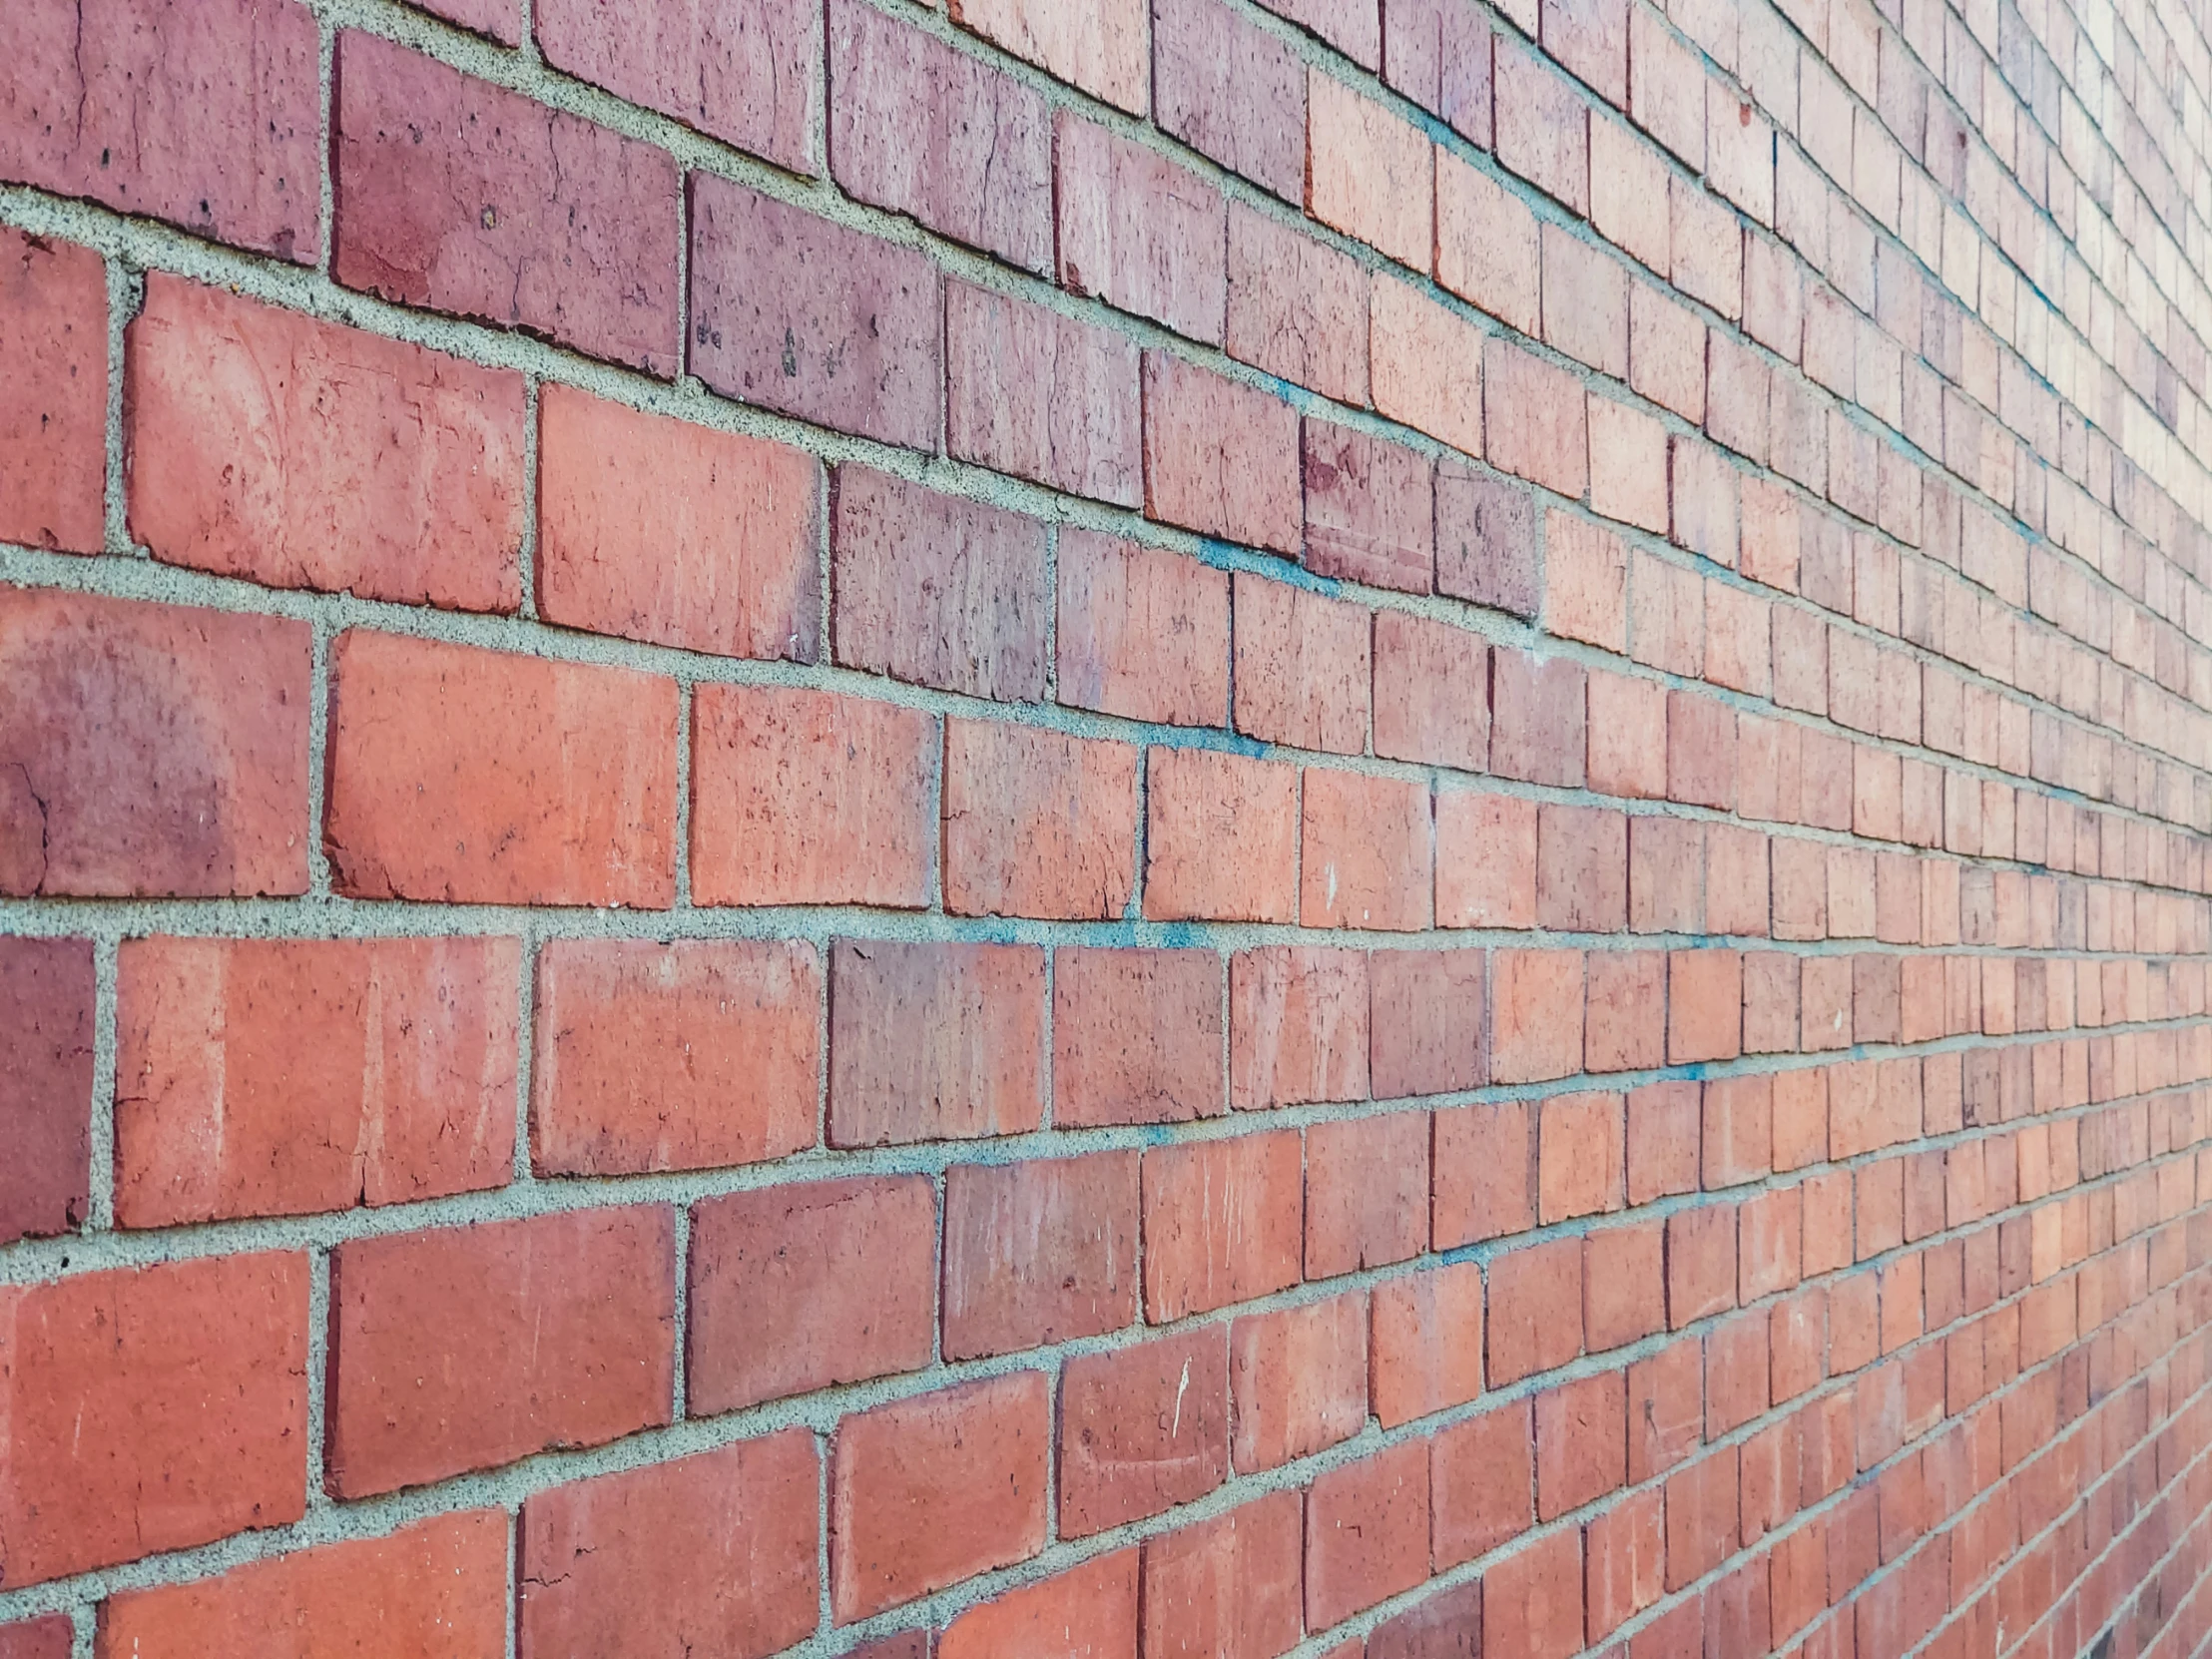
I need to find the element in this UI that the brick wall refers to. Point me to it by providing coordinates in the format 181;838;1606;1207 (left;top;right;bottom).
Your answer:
1;0;2210;1653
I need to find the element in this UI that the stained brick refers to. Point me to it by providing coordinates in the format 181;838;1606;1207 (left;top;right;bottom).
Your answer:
336;34;678;372
1060;1330;1229;1533
2;230;106;555
947;283;1142;507
830;0;1049;270
0;588;311;899
690;178;938;446
539;0;817;172
831;466;1048;700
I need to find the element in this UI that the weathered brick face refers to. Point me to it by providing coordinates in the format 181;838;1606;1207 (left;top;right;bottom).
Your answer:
5;0;2212;1652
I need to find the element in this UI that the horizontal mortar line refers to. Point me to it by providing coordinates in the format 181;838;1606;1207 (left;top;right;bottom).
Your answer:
0;537;2204;882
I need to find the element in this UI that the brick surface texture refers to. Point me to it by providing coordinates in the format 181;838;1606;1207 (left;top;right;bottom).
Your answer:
3;0;2212;1654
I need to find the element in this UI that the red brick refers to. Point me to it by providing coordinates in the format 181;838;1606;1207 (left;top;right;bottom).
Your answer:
1232;946;1370;1108
4;0;319;261
1368;1578;1487;1657
0;1253;307;1584
1544;227;1629;377
1372;1259;1485;1427
1492;947;1586;1083
323;631;677;907
1060;1329;1229;1534
0;587;310;898
1704;1311;1770;1436
1494;37;1591;213
1058;530;1228;724
1433;1098;1535;1246
1235;575;1373;751
1490;1237;1585;1384
335;34;676;372
1587;670;1666;800
1671;948;1744;1063
944;1151;1138;1359
535;383;816;657
1586;1219;1666;1351
1584;950;1660;1078
1490;649;1586;785
1155;0;1306;202
1227;203;1372;404
0;230;104;554
1588;1486;1665;1639
1699;1074;1770;1192
1143;1492;1305;1659
130;276;524;612
1309;73;1432;269
1383;0;1494;146
944;720;1137;920
538;0;814;171
115;936;515;1227
1375;612;1487;771
1304;421;1433;591
1628;1341;1702;1481
1370;947;1487;1097
948;285;1143;508
1487;339;1591;497
1142;1131;1304;1321
1668;1204;1739;1328
1435;151;1541;334
687;1176;936;1415
1628;1079;1701;1204
1231;1293;1368;1469
1437;792;1537;927
691;685;936;908
530;938;815;1178
0;937;92;1246
1548;511;1630;652
1432;1400;1534;1567
1486;1529;1584;1659
829;0;1045;268
1437;463;1539;617
1538;1370;1627;1518
1307;1440;1429;1627
1664;1448;1739;1590
1667;690;1738;811
1629;816;1703;932
828;939;1043;1146
939;1550;1140;1659
1061;118;1227;344
103;1512;507;1659
1308;1111;1429;1278
1302;769;1433;931
1541;1089;1627;1223
1054;947;1222;1127
327;1208;673;1497
520;1435;817;1659
1145;353;1301;552
832;466;1047;699
1539;803;1628;931
1145;748;1300;922
831;1372;1051;1620
951;0;1149;112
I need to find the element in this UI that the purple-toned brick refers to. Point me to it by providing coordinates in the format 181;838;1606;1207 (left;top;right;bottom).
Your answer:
0;937;93;1246
689;175;941;451
1143;353;1302;556
1304;421;1434;593
830;0;1050;273
946;281;1142;508
1057;114;1228;346
536;0;818;174
1153;0;1307;204
2;0;320;262
1226;204;1371;406
1382;0;1495;147
832;466;1048;702
333;32;680;374
414;0;520;45
1437;463;1539;618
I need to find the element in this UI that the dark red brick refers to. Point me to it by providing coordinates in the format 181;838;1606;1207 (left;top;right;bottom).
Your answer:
0;937;92;1246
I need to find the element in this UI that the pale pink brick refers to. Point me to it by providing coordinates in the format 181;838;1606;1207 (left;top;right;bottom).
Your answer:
952;0;1151;113
1303;420;1433;592
1307;73;1432;270
1155;0;1307;203
1371;277;1485;460
1435;152;1542;334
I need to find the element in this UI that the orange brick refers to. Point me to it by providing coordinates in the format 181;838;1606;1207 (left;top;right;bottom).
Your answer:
1435;151;1541;333
1491;948;1586;1083
943;719;1137;920
1437;792;1538;927
1300;769;1433;931
1372;1259;1486;1426
1434;1098;1537;1247
1539;1090;1626;1223
1057;530;1230;726
938;1551;1139;1659
1433;1399;1535;1566
1231;1293;1368;1469
1306;1440;1429;1628
1546;511;1629;651
1145;748;1300;922
1488;340;1591;496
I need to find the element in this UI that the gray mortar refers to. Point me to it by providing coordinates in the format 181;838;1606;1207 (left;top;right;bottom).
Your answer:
0;0;2206;1650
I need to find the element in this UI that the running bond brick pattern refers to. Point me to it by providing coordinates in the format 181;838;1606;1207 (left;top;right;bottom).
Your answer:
4;0;2212;1654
